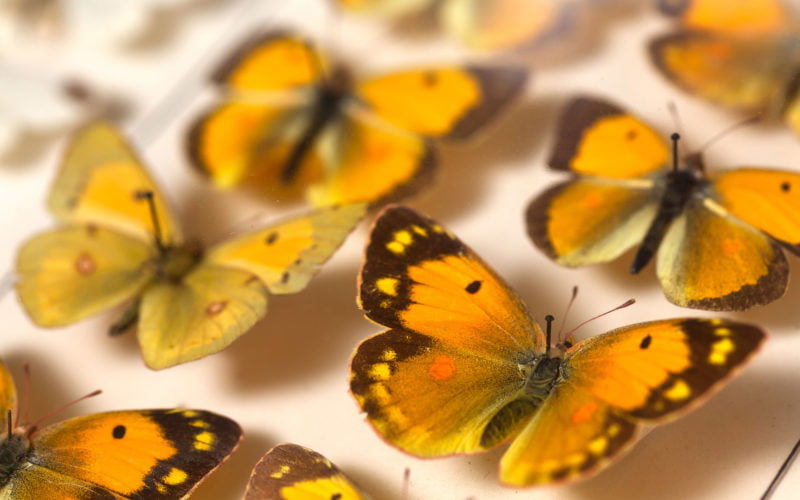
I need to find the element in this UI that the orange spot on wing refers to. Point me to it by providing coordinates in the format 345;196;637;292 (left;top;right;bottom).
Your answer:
428;355;456;381
722;238;744;255
583;191;604;209
571;401;598;423
206;301;228;316
75;252;96;276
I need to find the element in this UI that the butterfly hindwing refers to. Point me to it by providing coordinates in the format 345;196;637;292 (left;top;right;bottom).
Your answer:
656;198;789;310
15;225;154;327
244;443;368;500
526;179;659;267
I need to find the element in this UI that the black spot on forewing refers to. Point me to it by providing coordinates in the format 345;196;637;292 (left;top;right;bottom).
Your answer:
628;318;765;420
265;232;279;245
112;425;126;439
781;181;791;192
639;335;652;350
465;280;481;294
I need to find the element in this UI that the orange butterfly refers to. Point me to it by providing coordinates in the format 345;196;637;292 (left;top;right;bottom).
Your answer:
351;204;765;486
526;95;800;310
0;360;241;498
186;31;528;207
649;0;800;133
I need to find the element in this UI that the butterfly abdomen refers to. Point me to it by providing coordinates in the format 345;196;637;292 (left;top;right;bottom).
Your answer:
281;71;350;185
479;357;563;449
0;433;29;487
631;169;705;273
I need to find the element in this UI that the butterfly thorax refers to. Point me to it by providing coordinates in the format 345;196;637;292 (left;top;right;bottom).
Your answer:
153;243;204;284
521;355;564;405
0;431;30;487
281;66;353;184
630;159;708;273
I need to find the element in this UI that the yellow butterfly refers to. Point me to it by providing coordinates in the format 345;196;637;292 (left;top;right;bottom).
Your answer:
334;0;577;51
525;95;800;310
649;0;800;133
350;204;766;487
186;30;528;207
0;360;242;498
244;443;369;500
15;122;366;370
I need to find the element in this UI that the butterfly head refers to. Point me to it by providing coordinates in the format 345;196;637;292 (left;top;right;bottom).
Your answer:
0;421;30;489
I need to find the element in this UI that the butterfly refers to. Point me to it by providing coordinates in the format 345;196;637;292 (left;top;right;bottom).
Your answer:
350;204;766;487
15;122;366;370
0;360;242;498
186;30;528;207
244;443;369;500
333;0;578;52
649;0;800;134
525;95;800;311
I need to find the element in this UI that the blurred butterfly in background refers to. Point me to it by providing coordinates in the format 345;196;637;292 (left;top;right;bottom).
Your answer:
244;443;369;499
0;359;242;497
0;65;113;159
526;96;800;311
0;0;197;46
649;0;800;134
333;0;578;52
15;122;366;370
186;30;528;207
350;205;766;486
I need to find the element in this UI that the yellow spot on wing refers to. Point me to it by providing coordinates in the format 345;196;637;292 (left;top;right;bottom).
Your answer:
411;225;427;236
381;348;397;361
571;401;598;423
715;327;732;337
376;277;399;296
369;363;391;380
163;468;187;485
386;241;405;254
664;379;691;401
588;437;608;455
190;420;209;428
194;431;215;451
271;465;291;478
393;230;412;245
709;337;735;365
181;410;199;417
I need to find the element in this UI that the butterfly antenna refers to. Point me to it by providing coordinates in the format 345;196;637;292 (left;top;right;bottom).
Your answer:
670;133;681;172
667;101;685;139
19;363;30;428
6;410;11;439
697;115;760;156
557;286;579;340
545;315;555;355
134;190;166;254
563;299;636;339
26;389;102;437
762;436;800;500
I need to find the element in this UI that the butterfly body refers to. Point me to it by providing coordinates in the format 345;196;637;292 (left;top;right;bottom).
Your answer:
352;205;766;486
526;96;800;310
